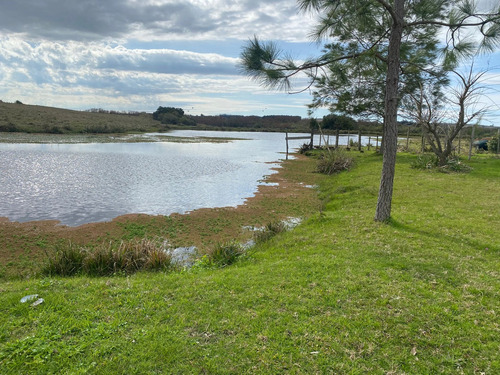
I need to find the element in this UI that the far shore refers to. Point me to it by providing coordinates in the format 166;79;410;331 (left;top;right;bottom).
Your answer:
0;131;245;144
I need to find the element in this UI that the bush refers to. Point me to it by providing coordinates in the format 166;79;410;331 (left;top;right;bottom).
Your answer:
411;154;472;173
349;139;359;148
206;241;245;267
316;150;354;175
254;221;288;244
0;123;20;132
410;154;438;170
298;142;313;154
489;136;499;154
438;157;473;173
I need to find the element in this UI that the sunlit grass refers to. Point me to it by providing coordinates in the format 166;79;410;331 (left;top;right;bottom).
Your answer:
1;152;498;373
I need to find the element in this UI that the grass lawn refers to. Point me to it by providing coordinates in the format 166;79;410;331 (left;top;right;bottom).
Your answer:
0;152;499;374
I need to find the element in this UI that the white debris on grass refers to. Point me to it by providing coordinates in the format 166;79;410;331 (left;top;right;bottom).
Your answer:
20;294;38;303
20;294;44;307
31;298;44;307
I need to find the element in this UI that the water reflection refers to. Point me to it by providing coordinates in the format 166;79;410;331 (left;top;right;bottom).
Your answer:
0;130;377;226
0;131;292;226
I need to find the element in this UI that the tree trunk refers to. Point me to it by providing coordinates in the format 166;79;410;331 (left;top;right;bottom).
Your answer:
375;0;404;222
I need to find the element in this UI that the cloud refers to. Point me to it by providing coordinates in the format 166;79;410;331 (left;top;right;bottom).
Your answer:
0;1;322;118
0;37;239;84
1;1;498;122
0;0;309;42
0;35;307;115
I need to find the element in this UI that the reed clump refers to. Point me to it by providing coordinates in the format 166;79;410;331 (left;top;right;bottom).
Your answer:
254;221;288;244
43;239;172;276
204;241;245;267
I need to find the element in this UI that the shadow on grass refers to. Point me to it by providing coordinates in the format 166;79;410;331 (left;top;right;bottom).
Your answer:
389;218;498;253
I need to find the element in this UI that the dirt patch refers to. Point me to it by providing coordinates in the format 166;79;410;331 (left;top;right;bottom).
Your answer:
0;154;323;278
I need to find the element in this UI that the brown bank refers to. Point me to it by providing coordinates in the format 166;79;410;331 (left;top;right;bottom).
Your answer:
0;154;325;279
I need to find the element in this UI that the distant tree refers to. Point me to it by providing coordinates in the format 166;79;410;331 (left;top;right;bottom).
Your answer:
321;114;357;131
241;0;500;222
153;106;185;121
153;106;195;126
309;118;319;132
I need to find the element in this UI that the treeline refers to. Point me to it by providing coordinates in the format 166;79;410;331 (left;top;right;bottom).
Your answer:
191;114;308;131
152;106;311;131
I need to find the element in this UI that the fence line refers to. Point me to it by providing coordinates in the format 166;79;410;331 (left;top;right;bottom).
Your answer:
285;127;489;158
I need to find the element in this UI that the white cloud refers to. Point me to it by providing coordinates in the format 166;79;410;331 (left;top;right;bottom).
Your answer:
0;1;319;116
0;1;498;121
0;34;316;115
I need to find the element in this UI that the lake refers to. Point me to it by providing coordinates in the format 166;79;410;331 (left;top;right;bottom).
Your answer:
0;130;376;226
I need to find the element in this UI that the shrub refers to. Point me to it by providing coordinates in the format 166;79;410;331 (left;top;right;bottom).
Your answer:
411;154;472;173
349;139;359;148
298;142;313;154
0;123;20;132
489;136;499;154
410;154;438;169
316;150;354;175
438;157;473;173
206;241;244;267
254;221;288;244
48;126;63;134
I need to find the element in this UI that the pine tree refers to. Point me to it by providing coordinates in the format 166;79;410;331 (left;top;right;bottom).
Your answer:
241;0;500;221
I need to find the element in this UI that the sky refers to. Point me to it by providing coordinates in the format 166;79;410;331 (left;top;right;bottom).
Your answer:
0;0;499;125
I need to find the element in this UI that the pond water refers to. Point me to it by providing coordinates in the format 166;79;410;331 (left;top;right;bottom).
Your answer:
0;130;376;226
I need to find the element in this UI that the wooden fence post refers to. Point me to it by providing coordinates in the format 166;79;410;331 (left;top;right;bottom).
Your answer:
358;130;362;151
285;132;315;160
468;125;475;161
497;128;500;154
406;126;410;150
286;132;289;160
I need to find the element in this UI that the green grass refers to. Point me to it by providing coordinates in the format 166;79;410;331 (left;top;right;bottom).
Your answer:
0;152;499;373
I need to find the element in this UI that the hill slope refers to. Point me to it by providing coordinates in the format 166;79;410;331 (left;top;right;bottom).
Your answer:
0;153;499;373
0;101;164;134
